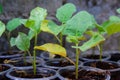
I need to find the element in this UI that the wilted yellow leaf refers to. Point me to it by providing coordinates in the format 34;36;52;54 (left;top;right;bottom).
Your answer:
34;43;67;57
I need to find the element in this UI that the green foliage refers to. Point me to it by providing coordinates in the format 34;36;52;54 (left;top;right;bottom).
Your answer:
29;7;47;33
10;37;16;47
56;3;76;23
73;33;105;52
6;18;22;32
102;16;120;35
0;21;5;37
63;11;95;37
10;32;30;51
28;30;36;40
117;8;120;14
41;20;64;35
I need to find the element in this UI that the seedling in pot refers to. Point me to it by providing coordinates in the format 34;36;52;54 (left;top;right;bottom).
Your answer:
20;7;47;75
95;9;120;61
40;3;76;59
35;8;105;79
63;10;105;79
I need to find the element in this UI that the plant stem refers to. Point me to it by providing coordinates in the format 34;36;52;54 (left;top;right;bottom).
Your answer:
7;31;11;51
55;35;62;45
33;33;37;75
23;51;27;65
75;43;79;79
97;44;102;61
60;32;63;46
27;50;32;57
65;57;75;65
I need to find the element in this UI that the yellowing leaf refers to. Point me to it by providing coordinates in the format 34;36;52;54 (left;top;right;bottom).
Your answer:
34;43;66;57
41;20;53;34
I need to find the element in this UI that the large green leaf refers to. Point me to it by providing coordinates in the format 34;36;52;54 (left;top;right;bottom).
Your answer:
56;3;76;23
15;32;30;51
41;20;64;35
63;11;95;37
73;33;105;52
34;43;66;57
0;21;5;37
28;7;47;33
106;22;120;35
102;16;120;35
6;18;22;32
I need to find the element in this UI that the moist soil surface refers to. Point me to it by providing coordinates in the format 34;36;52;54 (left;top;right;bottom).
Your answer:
85;61;119;70
10;70;54;78
0;65;10;72
60;69;107;80
9;61;32;67
0;65;10;80
46;60;73;67
110;53;120;61
84;55;106;59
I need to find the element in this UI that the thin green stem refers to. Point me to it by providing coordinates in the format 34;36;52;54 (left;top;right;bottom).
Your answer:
23;51;27;65
54;35;62;45
27;50;32;57
60;32;63;46
33;33;37;75
65;57;75;65
7;31;11;50
97;44;102;61
75;43;79;79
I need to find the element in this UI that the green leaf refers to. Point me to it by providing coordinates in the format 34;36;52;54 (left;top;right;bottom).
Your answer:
48;21;64;35
102;16;120;35
73;33;105;52
15;32;30;51
24;19;35;28
34;43;67;57
109;16;120;22
6;18;22;32
28;7;47;33
28;30;36;40
63;11;95;37
41;20;64;35
95;23;106;34
106;22;120;35
0;21;5;37
56;3;76;23
117;8;120;14
66;36;79;44
10;37;16;47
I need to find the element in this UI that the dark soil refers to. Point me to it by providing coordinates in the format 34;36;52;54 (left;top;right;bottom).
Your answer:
0;51;23;55
46;60;73;67
0;65;10;72
10;69;55;79
84;55;106;59
60;69;107;80
110;53;120;61
9;61;32;67
0;65;10;80
84;61;119;70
